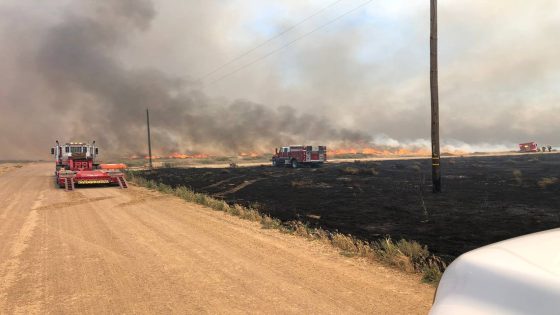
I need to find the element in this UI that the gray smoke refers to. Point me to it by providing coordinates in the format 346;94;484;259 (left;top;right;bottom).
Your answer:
0;0;370;159
1;0;560;159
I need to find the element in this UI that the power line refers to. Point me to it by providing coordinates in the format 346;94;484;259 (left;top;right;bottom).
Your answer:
199;0;345;80
208;0;375;85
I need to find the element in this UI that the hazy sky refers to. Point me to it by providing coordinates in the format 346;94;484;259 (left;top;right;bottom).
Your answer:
1;0;559;159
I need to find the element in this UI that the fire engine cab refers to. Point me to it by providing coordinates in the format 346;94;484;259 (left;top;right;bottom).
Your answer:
519;142;538;153
272;145;327;168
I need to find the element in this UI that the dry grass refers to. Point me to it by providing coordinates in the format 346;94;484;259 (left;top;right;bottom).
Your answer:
161;162;176;168
0;163;24;176
261;215;282;229
341;167;378;176
341;167;360;175
537;177;558;189
331;233;358;253
421;257;445;284
291;179;313;188
127;171;445;285
512;169;523;185
365;168;379;175
376;238;415;272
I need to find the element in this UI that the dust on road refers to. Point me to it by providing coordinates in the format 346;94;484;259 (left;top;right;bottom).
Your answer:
0;163;22;177
0;163;433;314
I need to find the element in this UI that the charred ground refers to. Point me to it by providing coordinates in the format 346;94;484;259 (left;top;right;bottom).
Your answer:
136;153;560;262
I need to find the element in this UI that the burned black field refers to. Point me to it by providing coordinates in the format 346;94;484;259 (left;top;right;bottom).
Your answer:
137;153;560;261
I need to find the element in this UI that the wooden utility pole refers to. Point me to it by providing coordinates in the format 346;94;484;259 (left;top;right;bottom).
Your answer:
430;0;441;192
146;109;153;170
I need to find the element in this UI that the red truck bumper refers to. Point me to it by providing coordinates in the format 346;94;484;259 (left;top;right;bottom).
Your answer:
56;170;123;187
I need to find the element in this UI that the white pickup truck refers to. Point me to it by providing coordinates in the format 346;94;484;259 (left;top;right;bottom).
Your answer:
430;228;560;315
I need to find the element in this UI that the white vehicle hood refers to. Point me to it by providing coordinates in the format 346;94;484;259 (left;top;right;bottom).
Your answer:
430;228;560;315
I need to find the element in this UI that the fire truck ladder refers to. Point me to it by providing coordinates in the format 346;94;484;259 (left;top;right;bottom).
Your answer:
64;177;75;191
117;176;128;189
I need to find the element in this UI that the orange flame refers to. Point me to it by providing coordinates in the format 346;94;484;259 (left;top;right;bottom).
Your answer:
330;147;431;157
134;152;212;160
191;153;210;159
130;146;470;161
239;152;260;157
169;153;191;159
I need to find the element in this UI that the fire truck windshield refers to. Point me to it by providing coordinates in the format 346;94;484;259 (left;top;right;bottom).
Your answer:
69;146;86;153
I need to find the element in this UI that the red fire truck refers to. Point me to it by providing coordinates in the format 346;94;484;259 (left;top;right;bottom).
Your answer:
519;142;538;152
271;145;327;168
51;140;128;191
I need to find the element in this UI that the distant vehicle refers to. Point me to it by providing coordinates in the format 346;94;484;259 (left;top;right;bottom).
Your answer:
519;142;539;152
271;145;327;168
51;140;128;191
430;228;560;315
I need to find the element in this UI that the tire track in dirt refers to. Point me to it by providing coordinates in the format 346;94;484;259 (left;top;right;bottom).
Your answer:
0;189;45;311
213;178;264;197
0;176;34;230
109;195;430;313
33;196;116;211
201;175;246;189
0;164;22;177
116;193;170;208
102;199;336;313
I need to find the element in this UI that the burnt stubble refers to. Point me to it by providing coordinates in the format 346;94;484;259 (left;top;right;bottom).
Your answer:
138;153;560;262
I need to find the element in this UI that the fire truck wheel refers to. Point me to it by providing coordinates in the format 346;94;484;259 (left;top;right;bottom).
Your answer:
291;159;298;169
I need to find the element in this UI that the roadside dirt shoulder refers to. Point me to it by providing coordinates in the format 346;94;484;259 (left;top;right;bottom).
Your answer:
0;163;434;314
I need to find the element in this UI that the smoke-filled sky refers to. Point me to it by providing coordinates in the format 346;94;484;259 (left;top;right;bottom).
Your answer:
1;0;559;159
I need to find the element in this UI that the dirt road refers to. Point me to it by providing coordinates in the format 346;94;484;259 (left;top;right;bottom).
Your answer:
0;163;433;314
